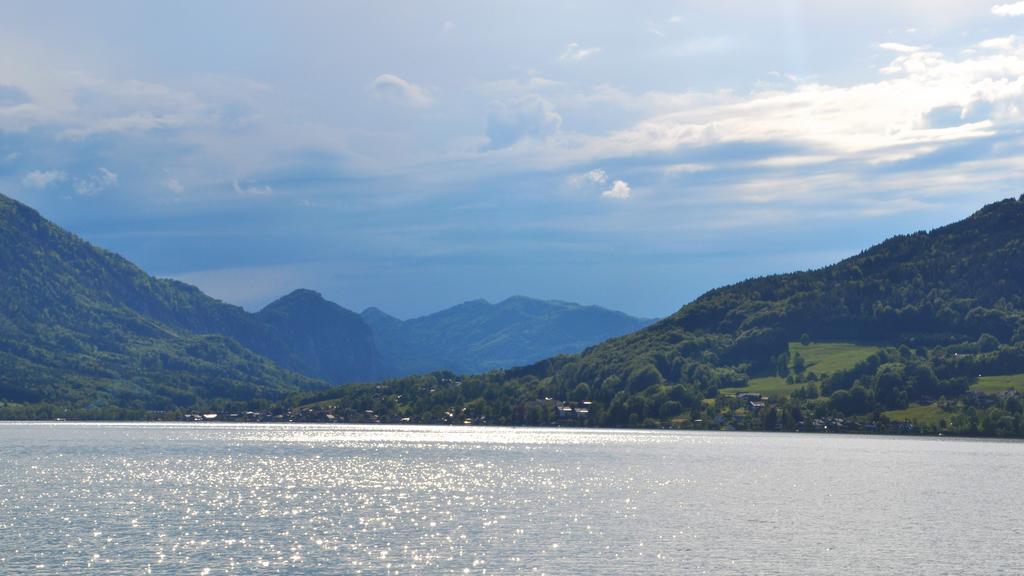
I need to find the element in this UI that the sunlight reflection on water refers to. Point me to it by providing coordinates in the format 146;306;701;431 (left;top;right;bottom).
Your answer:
1;423;1020;574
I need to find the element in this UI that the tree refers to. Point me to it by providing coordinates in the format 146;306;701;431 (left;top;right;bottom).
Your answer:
909;365;938;398
775;352;790;377
978;333;1000;353
628;364;664;393
800;333;811;346
849;384;871;414
570;382;591;402
793;352;806;374
659;400;684;418
830;389;852;413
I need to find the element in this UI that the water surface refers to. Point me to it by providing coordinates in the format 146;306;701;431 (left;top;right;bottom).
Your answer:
1;423;1020;574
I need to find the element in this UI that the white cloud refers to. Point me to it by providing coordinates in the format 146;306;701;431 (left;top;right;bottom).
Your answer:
665;163;712;175
977;36;1019;50
73;167;118;196
602;180;631;199
583;168;608;184
484;95;562;149
992;1;1024;16
0;70;205;135
2;2;1022;226
0;56;313;199
22;167;119;196
165;178;185;194
648;16;683;37
449;31;1024;216
60;111;188;140
539;38;1024;169
567;168;608;188
560;43;601;61
233;179;273;197
21;170;66;189
368;74;433;108
878;42;921;53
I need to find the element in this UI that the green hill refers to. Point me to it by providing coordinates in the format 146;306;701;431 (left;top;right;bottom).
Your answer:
0;192;664;418
363;296;656;377
298;197;1024;436
0;193;352;417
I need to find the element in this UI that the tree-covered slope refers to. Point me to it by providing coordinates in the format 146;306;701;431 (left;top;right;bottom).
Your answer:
0;193;333;415
671;197;1024;343
362;295;656;377
300;197;1024;436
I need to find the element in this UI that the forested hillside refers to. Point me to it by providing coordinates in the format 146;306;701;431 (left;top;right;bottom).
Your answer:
297;197;1024;437
0;194;347;417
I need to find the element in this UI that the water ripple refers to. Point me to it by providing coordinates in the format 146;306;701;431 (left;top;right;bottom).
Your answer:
0;423;1020;574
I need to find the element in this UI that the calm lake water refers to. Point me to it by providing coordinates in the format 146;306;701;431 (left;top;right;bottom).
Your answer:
1;423;1021;575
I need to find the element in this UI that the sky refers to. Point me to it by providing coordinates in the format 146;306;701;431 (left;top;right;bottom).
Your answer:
2;0;1024;319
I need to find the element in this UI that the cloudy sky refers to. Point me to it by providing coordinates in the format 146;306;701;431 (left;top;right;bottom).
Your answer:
3;1;1024;318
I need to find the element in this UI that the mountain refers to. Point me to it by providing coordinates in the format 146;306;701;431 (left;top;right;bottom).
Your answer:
298;197;1024;437
258;289;383;384
0;193;380;417
362;296;657;377
3;191;654;418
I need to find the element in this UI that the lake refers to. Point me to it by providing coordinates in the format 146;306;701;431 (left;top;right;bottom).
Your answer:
1;423;1021;574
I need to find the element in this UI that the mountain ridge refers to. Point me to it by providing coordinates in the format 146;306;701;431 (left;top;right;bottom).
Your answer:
362;294;657;377
0;192;656;416
297;196;1024;437
0;193;373;416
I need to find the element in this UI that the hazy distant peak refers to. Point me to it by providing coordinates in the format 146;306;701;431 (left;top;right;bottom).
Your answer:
361;306;402;325
361;292;657;377
496;295;575;308
361;305;392;317
260;289;366;320
437;298;492;313
497;295;537;304
278;288;326;303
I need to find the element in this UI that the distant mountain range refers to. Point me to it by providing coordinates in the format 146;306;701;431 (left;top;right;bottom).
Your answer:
0;192;653;416
363;297;655;377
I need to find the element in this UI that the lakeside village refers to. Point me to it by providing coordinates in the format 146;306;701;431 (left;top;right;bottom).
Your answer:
182;394;920;433
182;379;1024;435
